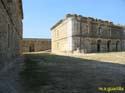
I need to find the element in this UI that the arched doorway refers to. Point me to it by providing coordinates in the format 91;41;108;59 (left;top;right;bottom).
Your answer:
107;40;111;52
29;43;34;52
97;40;101;52
116;41;120;51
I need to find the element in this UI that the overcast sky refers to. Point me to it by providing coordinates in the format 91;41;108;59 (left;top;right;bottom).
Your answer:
23;0;125;38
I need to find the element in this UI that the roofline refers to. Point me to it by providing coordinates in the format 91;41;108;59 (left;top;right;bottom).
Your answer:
51;19;63;30
50;14;123;31
19;0;24;19
23;38;51;40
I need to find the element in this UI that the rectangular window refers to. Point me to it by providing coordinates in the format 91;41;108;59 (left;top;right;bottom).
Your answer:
57;30;59;37
97;26;102;35
57;42;59;48
109;28;111;37
55;30;59;37
86;25;89;34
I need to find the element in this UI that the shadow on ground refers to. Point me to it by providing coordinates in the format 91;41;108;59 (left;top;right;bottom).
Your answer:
20;58;50;93
20;53;125;93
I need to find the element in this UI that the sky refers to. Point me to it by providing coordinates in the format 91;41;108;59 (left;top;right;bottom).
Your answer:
23;0;125;38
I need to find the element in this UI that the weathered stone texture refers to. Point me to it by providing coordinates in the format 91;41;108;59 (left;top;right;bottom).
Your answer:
0;0;23;70
51;14;125;54
23;38;51;52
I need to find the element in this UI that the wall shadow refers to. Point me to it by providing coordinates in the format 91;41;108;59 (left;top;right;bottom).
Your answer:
20;58;50;92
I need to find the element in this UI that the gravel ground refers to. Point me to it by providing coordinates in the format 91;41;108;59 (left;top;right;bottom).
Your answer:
0;53;125;93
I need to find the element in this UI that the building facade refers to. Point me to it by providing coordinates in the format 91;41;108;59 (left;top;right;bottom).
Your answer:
23;38;51;52
0;0;23;70
51;14;125;53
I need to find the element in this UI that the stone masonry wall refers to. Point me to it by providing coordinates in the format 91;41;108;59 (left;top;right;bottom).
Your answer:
23;38;51;52
0;0;23;70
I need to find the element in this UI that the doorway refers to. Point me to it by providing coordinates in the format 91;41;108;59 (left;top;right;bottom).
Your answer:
107;40;111;52
97;40;101;52
116;41;120;51
29;44;34;52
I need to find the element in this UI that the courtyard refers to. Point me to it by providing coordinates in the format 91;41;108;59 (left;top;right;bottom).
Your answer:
0;52;125;93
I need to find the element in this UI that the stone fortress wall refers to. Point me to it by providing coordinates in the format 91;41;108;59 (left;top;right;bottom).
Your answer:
0;0;23;70
23;38;51;52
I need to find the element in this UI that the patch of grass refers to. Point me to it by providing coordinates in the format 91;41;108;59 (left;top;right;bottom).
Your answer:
76;52;125;64
24;52;125;64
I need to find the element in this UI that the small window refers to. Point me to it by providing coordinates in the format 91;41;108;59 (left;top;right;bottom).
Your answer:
55;30;59;37
109;28;111;37
86;25;89;33
57;30;58;37
97;26;102;35
57;43;58;48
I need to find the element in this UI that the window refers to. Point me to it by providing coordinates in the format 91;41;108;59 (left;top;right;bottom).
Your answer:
109;28;111;37
97;40;101;52
55;30;59;37
116;41;120;51
57;30;59;37
97;26;102;35
86;25;89;33
57;42;59;48
81;23;84;34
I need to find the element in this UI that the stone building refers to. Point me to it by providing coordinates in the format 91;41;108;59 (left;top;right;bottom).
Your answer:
0;0;23;70
51;14;125;53
23;38;51;52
